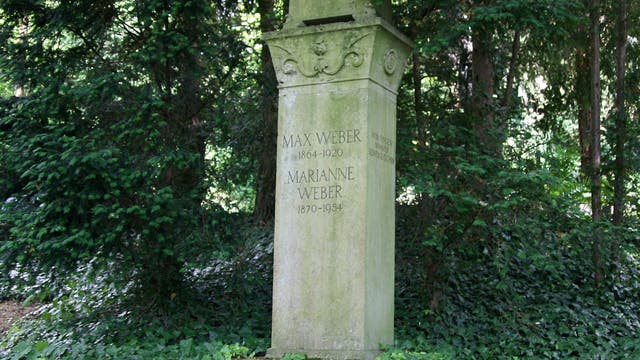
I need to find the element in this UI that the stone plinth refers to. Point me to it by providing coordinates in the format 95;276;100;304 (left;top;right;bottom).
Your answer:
265;8;411;360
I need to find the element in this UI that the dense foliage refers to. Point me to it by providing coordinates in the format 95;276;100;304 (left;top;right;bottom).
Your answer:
0;0;250;304
1;0;639;358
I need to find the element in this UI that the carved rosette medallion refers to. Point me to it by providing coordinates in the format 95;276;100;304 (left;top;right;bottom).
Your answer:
383;49;398;75
271;32;371;78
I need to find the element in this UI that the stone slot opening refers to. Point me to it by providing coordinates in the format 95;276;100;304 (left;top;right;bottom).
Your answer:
302;15;355;26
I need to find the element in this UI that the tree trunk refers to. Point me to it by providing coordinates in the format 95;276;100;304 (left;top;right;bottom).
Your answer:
14;17;28;97
153;3;211;306
575;44;591;178
457;36;472;113
613;0;627;226
254;0;278;224
502;29;520;113
471;24;498;155
589;0;604;285
411;25;427;149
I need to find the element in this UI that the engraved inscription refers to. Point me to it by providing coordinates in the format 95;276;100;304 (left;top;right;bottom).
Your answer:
296;203;343;215
281;128;362;216
369;131;395;164
286;166;355;184
282;129;362;148
297;185;343;200
293;148;344;161
287;166;356;201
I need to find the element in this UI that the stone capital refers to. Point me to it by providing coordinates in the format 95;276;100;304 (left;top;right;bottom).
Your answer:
265;18;412;94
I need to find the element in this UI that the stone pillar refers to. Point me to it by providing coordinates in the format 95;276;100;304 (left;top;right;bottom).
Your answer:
265;2;411;359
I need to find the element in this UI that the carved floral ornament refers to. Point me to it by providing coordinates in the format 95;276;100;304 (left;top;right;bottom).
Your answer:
383;49;398;75
271;32;371;78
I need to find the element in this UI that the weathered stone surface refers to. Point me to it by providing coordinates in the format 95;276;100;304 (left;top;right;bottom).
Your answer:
285;0;392;28
265;2;411;359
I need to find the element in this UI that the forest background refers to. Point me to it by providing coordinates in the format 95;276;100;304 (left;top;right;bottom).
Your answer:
1;0;639;358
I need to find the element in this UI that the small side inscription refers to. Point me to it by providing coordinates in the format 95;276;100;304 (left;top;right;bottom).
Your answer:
369;131;395;164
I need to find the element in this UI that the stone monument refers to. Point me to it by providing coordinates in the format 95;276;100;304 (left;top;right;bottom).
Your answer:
265;1;411;359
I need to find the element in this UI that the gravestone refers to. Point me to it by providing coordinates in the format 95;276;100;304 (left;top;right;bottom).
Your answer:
264;1;411;359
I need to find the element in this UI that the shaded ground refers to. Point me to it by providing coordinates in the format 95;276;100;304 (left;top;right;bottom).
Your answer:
0;300;37;338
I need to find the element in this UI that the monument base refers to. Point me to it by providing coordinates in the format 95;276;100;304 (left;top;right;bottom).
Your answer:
267;347;380;360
